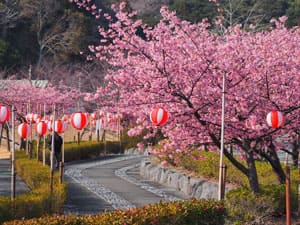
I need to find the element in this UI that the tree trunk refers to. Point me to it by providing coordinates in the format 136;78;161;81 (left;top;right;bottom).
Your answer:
210;133;261;193
260;142;286;184
270;146;286;184
246;151;260;194
291;140;299;168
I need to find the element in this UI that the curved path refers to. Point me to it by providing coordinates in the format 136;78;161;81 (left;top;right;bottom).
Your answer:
64;155;189;215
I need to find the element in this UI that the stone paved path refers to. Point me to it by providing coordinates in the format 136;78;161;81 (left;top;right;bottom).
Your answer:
0;146;29;197
64;155;189;215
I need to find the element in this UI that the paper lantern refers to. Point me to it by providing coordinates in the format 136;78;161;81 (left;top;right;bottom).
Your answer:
36;121;47;136
43;115;49;121
62;114;69;123
71;112;88;130
54;119;66;133
0;105;10;123
47;120;53;131
150;106;169;126
18;122;31;138
107;113;114;123
32;114;41;123
91;112;99;120
266;110;284;128
26;113;33;123
99;111;104;117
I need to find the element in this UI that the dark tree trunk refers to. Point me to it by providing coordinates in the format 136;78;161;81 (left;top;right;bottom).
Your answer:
269;143;286;184
258;142;286;184
210;133;260;193
245;151;260;193
291;139;300;168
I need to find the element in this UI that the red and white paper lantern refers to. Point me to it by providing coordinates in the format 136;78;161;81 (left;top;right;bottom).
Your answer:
36;121;47;136
107;113;114;123
47;120;53;131
150;106;169;126
43;115;49;121
90;112;99;120
18;122;31;138
26;113;33;123
0;105;10;123
99;111;105;118
33;114;41;123
62;114;69;123
71;112;88;130
266;110;284;128
54;119;66;133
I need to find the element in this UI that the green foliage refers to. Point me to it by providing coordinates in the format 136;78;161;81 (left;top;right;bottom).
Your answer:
0;151;67;224
4;199;226;225
286;0;300;27
177;151;248;186
225;185;289;224
169;0;217;23
35;140;123;164
63;141;123;160
0;0;297;70
177;150;298;188
121;128;146;150
0;39;20;70
175;151;299;223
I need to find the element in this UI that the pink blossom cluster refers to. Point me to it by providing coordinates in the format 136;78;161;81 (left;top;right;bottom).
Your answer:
76;3;299;165
0;80;80;118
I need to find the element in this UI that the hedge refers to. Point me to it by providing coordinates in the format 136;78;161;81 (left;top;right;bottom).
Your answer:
4;199;226;225
0;151;67;224
35;140;123;164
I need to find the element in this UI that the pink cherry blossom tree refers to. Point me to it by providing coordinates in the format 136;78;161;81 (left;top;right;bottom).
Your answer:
0;79;80;120
72;1;300;193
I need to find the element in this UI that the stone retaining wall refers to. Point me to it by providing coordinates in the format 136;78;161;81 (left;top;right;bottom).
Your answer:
140;159;233;199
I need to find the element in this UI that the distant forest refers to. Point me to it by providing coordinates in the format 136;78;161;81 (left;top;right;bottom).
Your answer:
0;0;299;74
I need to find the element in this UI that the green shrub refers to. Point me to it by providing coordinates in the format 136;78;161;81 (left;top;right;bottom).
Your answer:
121;127;164;150
0;151;67;224
178;151;248;187
225;184;296;224
36;140;124;164
4;199;226;225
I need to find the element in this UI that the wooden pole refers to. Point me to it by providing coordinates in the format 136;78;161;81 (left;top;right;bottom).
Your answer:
0;124;3;145
36;136;40;161
77;131;80;145
5;123;10;152
297;133;300;217
50;104;55;195
221;164;227;199
61;107;65;182
286;166;291;225
11;105;16;201
26;102;30;155
61;107;65;163
89;115;92;141
96;124;100;142
118;114;121;153
103;116;106;154
43;103;46;166
59;161;63;184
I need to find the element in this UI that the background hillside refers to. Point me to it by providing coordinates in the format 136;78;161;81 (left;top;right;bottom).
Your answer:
0;0;299;85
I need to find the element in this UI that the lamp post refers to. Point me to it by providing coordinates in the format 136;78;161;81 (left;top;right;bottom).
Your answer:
218;73;226;200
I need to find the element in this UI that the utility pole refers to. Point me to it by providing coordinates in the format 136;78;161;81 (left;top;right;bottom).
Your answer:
218;73;226;200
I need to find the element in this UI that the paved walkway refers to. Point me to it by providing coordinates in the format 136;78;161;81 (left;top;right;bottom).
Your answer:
0;147;29;197
64;155;189;215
